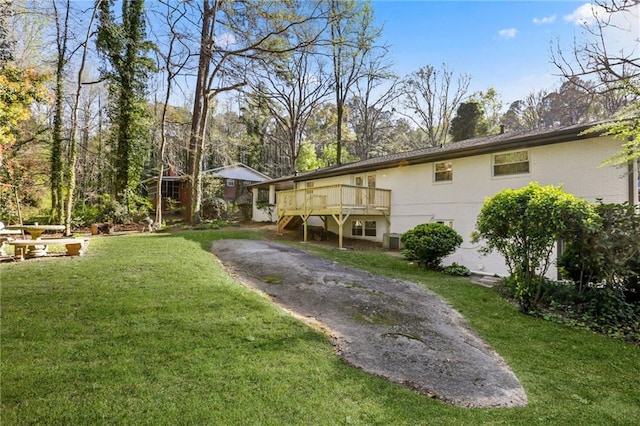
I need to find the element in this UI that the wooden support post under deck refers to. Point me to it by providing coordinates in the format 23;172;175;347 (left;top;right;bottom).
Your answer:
302;212;310;243
303;216;308;242
331;212;350;249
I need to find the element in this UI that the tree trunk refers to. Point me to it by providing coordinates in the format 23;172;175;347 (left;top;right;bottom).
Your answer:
185;1;215;223
336;99;343;165
51;0;70;223
64;1;98;236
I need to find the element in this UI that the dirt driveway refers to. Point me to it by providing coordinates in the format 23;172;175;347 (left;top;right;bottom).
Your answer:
211;239;527;408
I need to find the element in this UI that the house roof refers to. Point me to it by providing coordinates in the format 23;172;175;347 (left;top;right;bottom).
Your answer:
203;163;271;182
253;120;611;188
141;174;188;185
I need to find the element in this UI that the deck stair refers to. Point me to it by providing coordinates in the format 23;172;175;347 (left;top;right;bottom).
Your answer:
278;215;303;232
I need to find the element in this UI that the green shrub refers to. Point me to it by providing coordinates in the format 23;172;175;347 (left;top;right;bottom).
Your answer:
443;262;471;276
193;218;228;230
96;195;129;223
558;202;640;300
540;283;640;342
472;182;597;312
71;203;101;227
165;198;182;215
201;197;228;220
401;223;463;269
71;193;151;226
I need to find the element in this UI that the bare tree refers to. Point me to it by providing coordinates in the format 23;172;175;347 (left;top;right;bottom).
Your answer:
75;70;108;199
148;0;191;227
183;0;327;223
398;64;471;146
63;1;100;235
6;0;51;69
470;87;503;134
247;35;332;174
326;0;381;165
552;0;640;99
521;89;551;130
348;49;399;160
552;0;640;165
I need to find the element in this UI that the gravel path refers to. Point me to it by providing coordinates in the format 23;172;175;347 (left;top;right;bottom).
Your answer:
211;239;527;408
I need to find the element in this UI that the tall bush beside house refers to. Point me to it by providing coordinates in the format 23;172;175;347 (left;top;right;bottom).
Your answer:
401;223;463;269
472;182;597;312
553;202;639;342
559;202;640;302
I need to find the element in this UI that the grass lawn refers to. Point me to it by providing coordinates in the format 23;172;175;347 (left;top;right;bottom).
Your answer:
1;229;639;425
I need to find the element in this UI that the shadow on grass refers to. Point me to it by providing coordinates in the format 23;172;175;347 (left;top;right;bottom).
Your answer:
156;226;270;253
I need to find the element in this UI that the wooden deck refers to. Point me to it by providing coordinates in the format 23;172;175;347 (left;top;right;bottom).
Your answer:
276;184;391;247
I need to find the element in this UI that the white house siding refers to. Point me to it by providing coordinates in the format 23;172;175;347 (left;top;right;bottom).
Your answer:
251;187;274;222
325;215;389;240
386;137;629;277
301;136;632;277
298;175;350;188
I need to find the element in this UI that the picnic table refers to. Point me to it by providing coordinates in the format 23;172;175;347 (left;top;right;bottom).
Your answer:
5;223;67;258
6;223;66;240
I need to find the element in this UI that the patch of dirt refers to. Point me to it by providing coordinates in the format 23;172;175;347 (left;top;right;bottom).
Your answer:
211;239;527;408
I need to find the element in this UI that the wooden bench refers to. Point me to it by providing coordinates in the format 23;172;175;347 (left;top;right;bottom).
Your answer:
8;238;89;260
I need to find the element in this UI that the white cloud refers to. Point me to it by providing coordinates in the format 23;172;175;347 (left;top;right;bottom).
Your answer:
564;3;638;56
498;28;517;39
564;3;608;25
533;14;557;25
214;32;237;48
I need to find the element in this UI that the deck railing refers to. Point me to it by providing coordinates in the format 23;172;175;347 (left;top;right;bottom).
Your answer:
277;184;391;214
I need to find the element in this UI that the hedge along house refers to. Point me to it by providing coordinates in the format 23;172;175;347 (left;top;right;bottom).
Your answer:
251;121;639;278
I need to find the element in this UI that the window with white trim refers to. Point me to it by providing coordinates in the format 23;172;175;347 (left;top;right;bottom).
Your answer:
364;220;376;237
161;180;181;200
493;150;529;176
226;178;235;187
434;161;453;182
257;188;269;203
351;220;377;237
435;220;454;229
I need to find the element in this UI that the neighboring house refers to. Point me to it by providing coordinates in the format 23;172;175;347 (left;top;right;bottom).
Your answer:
203;163;271;204
251;121;639;278
145;173;189;213
145;163;270;213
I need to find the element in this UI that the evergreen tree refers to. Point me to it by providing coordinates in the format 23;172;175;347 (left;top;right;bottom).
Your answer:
449;101;486;142
96;0;155;205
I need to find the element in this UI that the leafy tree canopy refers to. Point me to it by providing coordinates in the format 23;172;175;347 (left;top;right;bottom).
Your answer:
449;101;487;142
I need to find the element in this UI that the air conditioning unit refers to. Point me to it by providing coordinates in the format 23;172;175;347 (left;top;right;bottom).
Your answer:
383;233;403;250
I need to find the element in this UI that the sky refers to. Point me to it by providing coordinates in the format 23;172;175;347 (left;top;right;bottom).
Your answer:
57;0;637;112
370;0;640;106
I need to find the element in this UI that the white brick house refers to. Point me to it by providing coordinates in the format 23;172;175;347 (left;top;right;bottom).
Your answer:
251;122;639;277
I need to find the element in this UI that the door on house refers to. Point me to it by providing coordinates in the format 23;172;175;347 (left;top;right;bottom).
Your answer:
354;175;376;206
367;175;376;206
354;176;364;206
